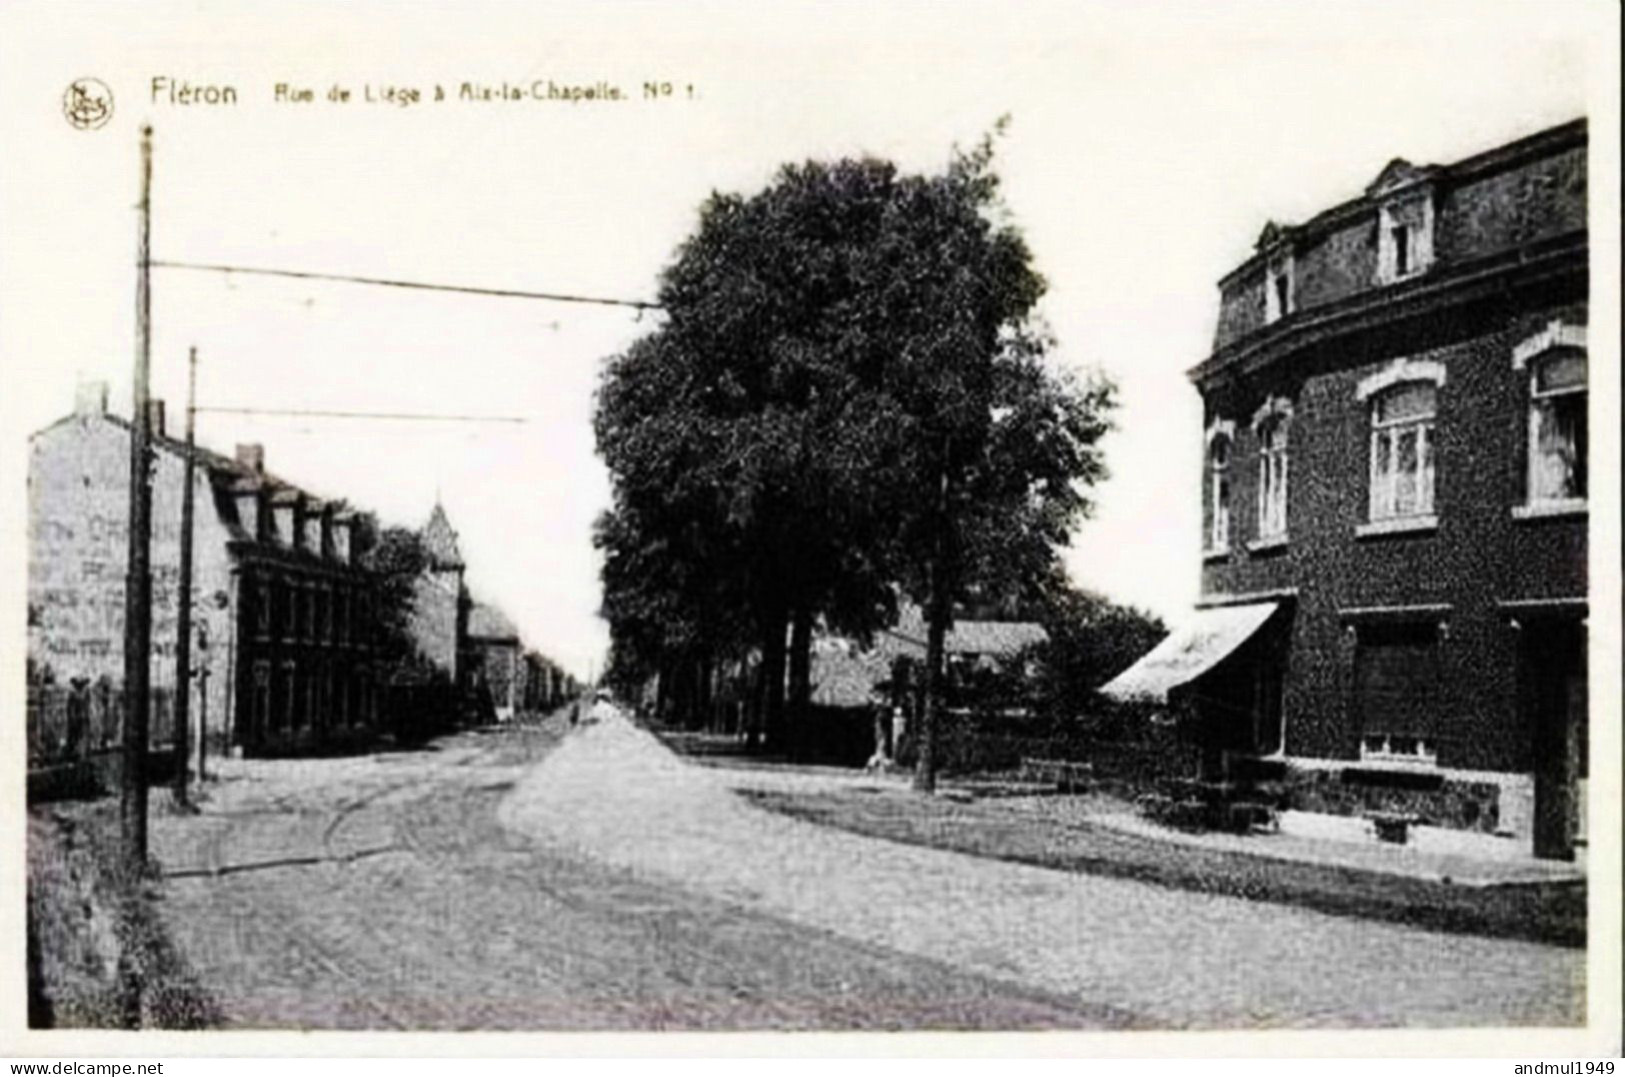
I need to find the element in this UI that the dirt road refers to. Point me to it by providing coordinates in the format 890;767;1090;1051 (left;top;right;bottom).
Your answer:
151;711;1582;1030
504;709;1584;1030
149;717;1125;1030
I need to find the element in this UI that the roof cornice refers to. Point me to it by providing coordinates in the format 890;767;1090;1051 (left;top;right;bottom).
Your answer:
1216;118;1587;291
1190;230;1586;387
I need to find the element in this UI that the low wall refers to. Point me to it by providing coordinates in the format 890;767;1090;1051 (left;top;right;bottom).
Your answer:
1279;762;1506;834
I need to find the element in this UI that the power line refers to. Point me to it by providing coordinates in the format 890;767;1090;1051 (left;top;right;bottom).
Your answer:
195;405;529;424
151;259;662;312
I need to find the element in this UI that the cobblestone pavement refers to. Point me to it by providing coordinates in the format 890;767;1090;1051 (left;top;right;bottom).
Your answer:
147;718;1126;1030
501;710;1584;1029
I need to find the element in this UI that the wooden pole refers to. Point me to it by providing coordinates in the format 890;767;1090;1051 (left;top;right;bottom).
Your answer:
173;346;197;807
121;124;154;869
197;662;209;783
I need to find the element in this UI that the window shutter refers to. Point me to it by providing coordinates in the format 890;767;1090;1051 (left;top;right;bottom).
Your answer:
1355;624;1442;738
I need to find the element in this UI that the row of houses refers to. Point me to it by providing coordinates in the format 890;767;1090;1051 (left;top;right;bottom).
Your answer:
26;386;575;763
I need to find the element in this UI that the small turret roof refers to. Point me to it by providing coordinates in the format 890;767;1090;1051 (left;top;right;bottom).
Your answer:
421;502;465;569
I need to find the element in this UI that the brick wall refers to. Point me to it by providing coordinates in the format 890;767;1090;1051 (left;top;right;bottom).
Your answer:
1199;292;1586;773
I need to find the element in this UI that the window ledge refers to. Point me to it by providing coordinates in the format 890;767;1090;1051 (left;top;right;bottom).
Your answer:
1355;755;1439;770
1202;546;1231;563
1512;500;1587;521
1356;514;1438;538
1378;267;1430;287
1247;534;1289;553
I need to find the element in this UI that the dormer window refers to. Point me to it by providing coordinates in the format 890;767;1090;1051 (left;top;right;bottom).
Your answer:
1264;256;1294;324
1377;196;1433;284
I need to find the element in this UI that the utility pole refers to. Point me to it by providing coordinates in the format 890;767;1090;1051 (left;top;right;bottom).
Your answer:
174;345;197;808
122;124;155;869
196;641;210;784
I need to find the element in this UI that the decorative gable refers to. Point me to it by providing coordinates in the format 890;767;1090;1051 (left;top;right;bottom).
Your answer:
1254;220;1294;253
1365;158;1438;198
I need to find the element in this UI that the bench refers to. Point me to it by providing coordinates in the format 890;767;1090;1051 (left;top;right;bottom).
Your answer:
1225;800;1280;835
1365;810;1422;844
1020;757;1095;793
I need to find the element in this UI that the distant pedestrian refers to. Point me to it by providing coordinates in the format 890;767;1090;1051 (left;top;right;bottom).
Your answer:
569;702;580;727
585;688;615;726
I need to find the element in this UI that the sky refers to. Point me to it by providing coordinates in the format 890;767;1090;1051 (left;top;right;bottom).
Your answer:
0;0;1612;680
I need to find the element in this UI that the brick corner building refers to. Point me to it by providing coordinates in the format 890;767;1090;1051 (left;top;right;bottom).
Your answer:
1104;118;1589;860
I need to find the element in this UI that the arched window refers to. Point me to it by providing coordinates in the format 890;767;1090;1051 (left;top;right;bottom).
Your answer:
1253;399;1292;542
1207;432;1232;552
1368;382;1436;521
1527;347;1587;507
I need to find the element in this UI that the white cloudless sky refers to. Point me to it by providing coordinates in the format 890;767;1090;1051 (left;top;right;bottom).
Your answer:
0;0;1609;680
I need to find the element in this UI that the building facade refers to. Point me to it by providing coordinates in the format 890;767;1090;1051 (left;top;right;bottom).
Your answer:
28;383;380;758
1104;119;1589;859
464;600;521;721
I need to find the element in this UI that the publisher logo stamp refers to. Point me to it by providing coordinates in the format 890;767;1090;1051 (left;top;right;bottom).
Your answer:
63;78;114;130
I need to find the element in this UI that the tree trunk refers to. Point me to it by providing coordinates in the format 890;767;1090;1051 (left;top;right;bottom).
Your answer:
695;653;713;730
745;659;762;749
914;576;950;793
653;651;669;726
786;605;814;760
915;454;953;794
760;605;789;753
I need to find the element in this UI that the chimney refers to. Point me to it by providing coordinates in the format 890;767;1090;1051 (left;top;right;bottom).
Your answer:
235;443;265;475
146;399;166;437
74;379;109;419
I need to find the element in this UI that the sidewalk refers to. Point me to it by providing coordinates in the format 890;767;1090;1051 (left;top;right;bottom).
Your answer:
1076;806;1581;888
703;757;1581;889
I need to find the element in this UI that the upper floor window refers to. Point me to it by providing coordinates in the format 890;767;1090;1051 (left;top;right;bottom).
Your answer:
1377;197;1434;284
255;579;271;639
1514;321;1588;516
1205;421;1235;554
1254;405;1291;541
1369;382;1436;522
1529;352;1587;502
1356;359;1445;534
285;582;301;640
1264;256;1294;325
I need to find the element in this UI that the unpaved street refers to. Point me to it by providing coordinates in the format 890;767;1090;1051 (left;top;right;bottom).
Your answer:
151;711;1583;1030
149;717;1124;1030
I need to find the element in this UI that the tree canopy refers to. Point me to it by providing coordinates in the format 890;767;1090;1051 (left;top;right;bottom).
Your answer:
594;125;1117;778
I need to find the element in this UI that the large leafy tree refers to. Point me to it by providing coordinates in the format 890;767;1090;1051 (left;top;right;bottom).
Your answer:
595;124;1116;775
852;130;1116;790
597;159;912;747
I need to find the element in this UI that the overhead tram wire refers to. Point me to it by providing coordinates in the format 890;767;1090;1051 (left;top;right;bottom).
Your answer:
150;260;663;313
195;406;530;424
